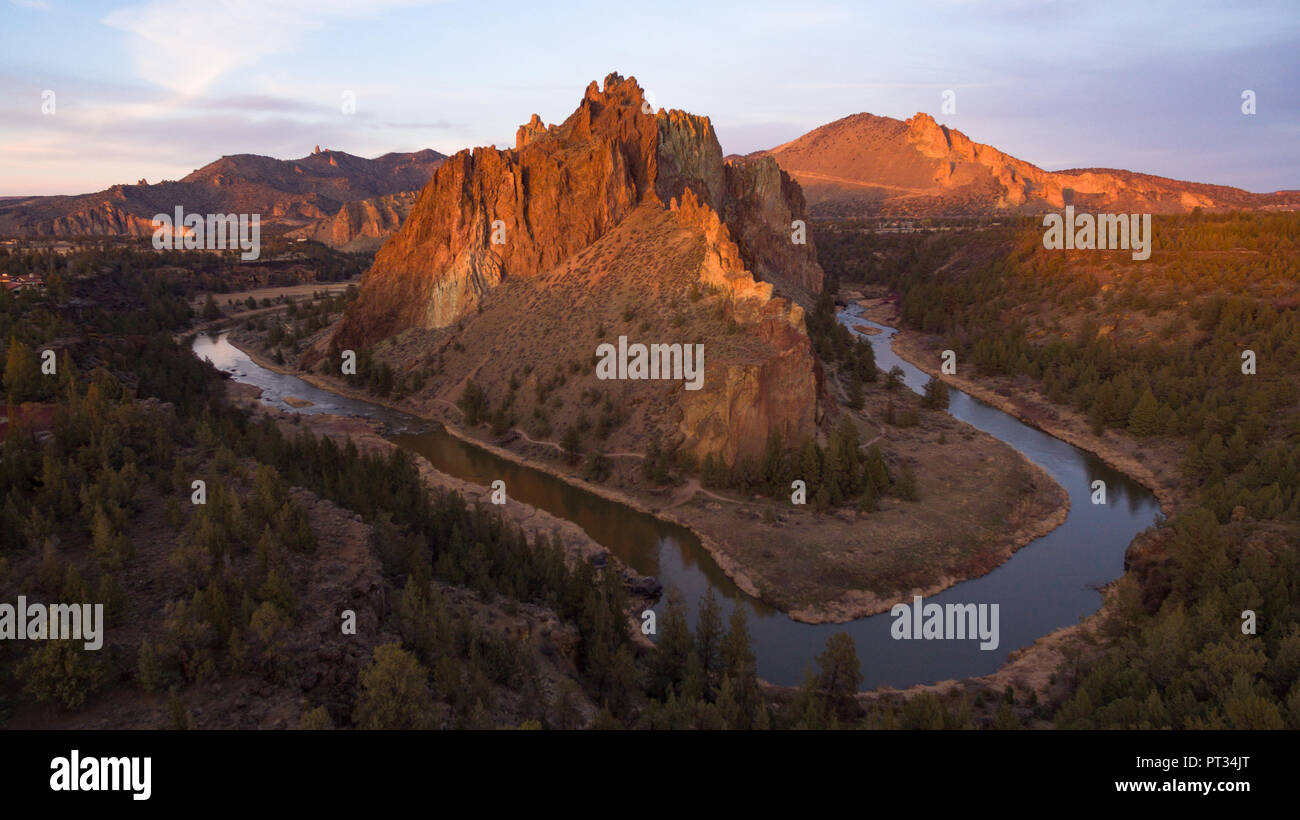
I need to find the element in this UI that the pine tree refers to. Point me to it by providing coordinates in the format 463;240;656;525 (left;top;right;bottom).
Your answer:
3;337;41;403
760;431;786;494
18;640;105;709
1128;386;1160;437
894;461;920;501
650;592;694;699
886;365;905;391
201;294;221;321
721;606;762;728
846;372;864;410
816;632;862;722
694;589;723;692
798;440;822;488
298;705;334;730
922;376;949;410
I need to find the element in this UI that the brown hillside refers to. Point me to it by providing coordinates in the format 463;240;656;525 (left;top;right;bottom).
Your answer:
760;112;1300;218
0;148;445;242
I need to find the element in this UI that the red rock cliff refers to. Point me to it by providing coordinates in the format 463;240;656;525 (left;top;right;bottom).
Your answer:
333;73;826;464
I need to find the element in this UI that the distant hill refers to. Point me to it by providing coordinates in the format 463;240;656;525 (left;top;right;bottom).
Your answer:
0;147;446;246
283;191;420;253
757;112;1300;218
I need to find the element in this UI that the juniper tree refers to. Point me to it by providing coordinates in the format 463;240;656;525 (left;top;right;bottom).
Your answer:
353;643;436;730
816;632;863;722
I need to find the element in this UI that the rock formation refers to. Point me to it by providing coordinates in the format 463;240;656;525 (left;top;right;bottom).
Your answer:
515;114;549;149
286;191;418;252
332;73;826;465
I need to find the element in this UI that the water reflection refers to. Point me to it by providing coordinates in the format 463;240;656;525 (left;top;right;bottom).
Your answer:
193;317;1160;689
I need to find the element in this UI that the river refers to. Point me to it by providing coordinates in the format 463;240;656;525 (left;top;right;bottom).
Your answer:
191;308;1160;690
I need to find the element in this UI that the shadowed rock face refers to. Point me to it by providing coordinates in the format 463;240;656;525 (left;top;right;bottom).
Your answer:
721;155;824;299
760;111;1300;218
333;72;827;465
655;109;823;302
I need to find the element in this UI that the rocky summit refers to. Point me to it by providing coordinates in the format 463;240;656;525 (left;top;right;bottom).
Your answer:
330;73;826;465
761;112;1300;218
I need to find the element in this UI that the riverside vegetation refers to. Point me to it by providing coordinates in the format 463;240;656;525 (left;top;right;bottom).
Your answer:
817;211;1300;728
6;204;1298;728
0;246;958;729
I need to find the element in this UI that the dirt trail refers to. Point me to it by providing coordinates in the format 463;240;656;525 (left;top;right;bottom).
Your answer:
509;426;645;459
666;478;744;510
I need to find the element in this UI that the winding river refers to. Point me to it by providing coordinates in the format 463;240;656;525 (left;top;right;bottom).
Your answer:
191;307;1160;690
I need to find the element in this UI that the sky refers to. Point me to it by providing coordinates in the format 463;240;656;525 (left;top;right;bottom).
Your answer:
1;0;1297;196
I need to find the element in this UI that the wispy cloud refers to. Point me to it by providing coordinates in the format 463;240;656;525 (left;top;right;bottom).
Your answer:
101;0;436;95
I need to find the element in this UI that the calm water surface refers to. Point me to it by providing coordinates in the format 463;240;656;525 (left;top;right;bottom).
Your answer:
192;311;1160;689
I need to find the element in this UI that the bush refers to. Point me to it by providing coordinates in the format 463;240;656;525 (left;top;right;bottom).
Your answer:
922;376;949;410
19;641;105;709
893;462;920;501
353;643;436;730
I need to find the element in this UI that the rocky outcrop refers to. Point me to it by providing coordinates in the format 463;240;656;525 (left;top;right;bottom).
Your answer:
760;111;1300;218
46;200;160;238
515;114;549;149
655;109;727;213
654;110;822;300
332;72;828;465
721;156;823;298
669;188;822;462
286;191;417;251
339;73;826;343
336;79;656;340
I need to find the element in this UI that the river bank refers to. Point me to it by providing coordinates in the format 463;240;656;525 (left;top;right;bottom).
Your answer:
664;408;1070;624
854;297;1186;514
218;329;778;606
221;377;660;649
196;311;1160;691
220;378;610;569
220;326;1070;626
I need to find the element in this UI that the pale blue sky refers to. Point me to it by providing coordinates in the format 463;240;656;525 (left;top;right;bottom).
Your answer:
1;0;1296;195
